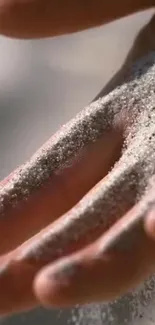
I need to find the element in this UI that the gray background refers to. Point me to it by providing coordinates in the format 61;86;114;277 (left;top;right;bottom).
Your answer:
0;8;154;325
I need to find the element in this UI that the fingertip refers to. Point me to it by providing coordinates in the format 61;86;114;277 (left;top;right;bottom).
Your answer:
33;232;155;310
33;261;79;308
33;252;122;309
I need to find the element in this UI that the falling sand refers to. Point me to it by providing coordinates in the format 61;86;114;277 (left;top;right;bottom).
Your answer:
1;52;155;323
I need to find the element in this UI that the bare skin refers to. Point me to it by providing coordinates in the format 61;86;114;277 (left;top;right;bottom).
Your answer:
0;0;155;317
0;0;153;38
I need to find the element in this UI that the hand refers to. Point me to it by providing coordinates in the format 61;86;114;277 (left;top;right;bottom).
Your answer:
0;49;155;315
0;0;155;317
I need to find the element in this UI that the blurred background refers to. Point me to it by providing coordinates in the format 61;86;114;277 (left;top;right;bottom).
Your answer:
0;7;155;325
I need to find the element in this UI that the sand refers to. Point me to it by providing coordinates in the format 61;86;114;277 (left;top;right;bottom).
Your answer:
3;51;155;261
2;50;155;324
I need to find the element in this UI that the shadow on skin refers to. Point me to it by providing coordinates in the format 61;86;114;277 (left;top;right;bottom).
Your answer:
0;9;155;317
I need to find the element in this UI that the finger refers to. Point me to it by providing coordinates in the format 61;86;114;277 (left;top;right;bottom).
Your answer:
14;158;141;265
0;255;38;315
0;0;150;39
34;200;155;308
0;100;123;254
0;156;141;315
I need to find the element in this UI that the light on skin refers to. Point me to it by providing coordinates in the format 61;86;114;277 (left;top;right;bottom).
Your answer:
0;0;155;316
